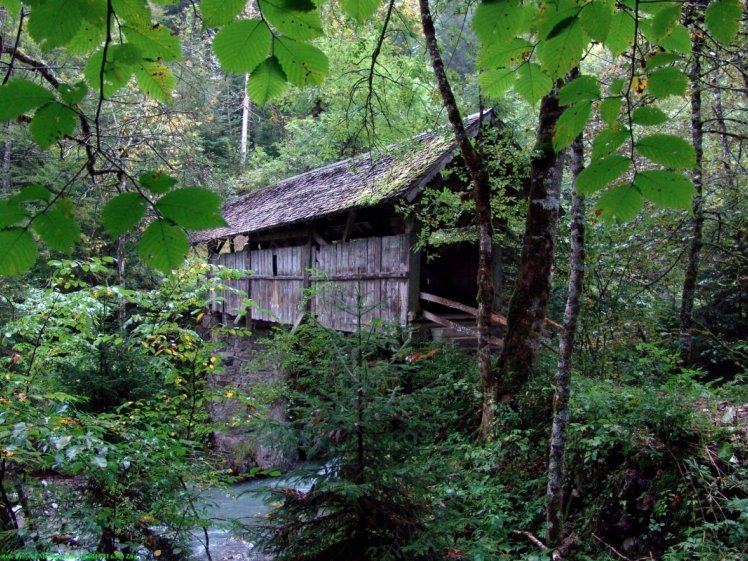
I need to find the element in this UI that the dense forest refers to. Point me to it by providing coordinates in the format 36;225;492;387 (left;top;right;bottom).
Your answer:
0;0;746;560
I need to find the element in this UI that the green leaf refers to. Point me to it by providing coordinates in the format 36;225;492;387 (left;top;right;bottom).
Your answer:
84;44;141;97
0;229;38;276
647;67;687;98
29;102;78;148
596;184;643;223
705;0;743;44
635;134;696;168
657;24;691;54
9;184;52;204
649;3;680;41
32;199;80;254
609;77;625;96
123;24;182;61
472;0;523;44
558;75;600;106
477;68;516;98
0;79;56;122
213;19;273;73
576;155;631;194
91;456;108;469
477;38;532;69
0;201;28;228
155;187;226;230
112;0;152;28
536;16;587;78
139;171;177;193
27;0;84;49
259;0;324;41
248;57;289;105
341;0;379;22
102;193;148;237
58;81;88;105
634;170;695;209
200;0;246;27
631;106;668;126
138;220;190;273
579;0;613;42
604;10;635;56
599;97;621;126
66;18;107;55
133;61;176;101
553;100;592;152
644;52;681;70
0;0;22;17
514;63;553;106
591;126;629;160
274;36;329;87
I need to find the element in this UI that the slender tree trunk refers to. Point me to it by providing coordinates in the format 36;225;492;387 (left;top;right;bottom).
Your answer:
1;123;10;194
497;89;566;400
547;133;585;549
239;73;250;170
679;31;705;365
418;0;495;439
712;83;734;191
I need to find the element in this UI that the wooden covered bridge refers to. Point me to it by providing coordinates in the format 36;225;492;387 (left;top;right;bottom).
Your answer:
193;111;510;346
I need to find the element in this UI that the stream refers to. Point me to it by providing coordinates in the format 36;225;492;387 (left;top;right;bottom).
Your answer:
189;467;323;561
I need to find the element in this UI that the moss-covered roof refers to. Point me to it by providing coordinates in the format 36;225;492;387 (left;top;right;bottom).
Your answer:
192;110;493;243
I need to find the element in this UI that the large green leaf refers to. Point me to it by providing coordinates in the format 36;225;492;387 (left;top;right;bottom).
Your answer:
341;0;380;22
274;36;329;87
139;171;177;193
599;97;621;126
553;100;592;152
0;229;38;276
536;16;587;78
0;0;22;17
645;52;681;70
634;170;695;209
477;68;516;98
155;187;226;230
27;0;84;49
631;106;668;126
595;184;643;224
591;126;628;160
201;0;246;27
649;3;680;41
133;61;176;101
657;24;691;54
112;0;152;28
635;134;696;169
31;199;80;254
9;184;52;204
576;155;631;194
478;38;532;69
102;192;148;237
0;79;56;122
138;220;190;273
66;19;107;55
472;0;523;44
84;44;141;97
29;102;78;148
213;19;273;73
604;10;635;56
259;0;324;41
647;67;687;98
123;24;182;61
705;0;743;44
558;75;600;106
579;0;613;42
0;201;28;228
248;57;289;105
514;63;553;106
58;81;88;105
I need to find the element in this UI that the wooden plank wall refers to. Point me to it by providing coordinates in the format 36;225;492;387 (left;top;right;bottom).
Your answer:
210;234;409;331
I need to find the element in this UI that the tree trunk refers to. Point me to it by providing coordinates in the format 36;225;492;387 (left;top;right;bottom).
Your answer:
679;31;705;365
1;123;10;194
547;133;585;549
418;0;495;440
712;83;734;191
239;73;250;170
498;90;565;400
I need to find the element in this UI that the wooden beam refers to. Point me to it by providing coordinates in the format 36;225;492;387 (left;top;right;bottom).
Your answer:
422;310;503;347
342;211;356;242
420;291;508;327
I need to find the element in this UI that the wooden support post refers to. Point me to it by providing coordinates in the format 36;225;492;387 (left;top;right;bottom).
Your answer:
406;218;421;323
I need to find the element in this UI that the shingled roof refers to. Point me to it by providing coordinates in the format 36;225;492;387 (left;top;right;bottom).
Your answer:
192;110;494;243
